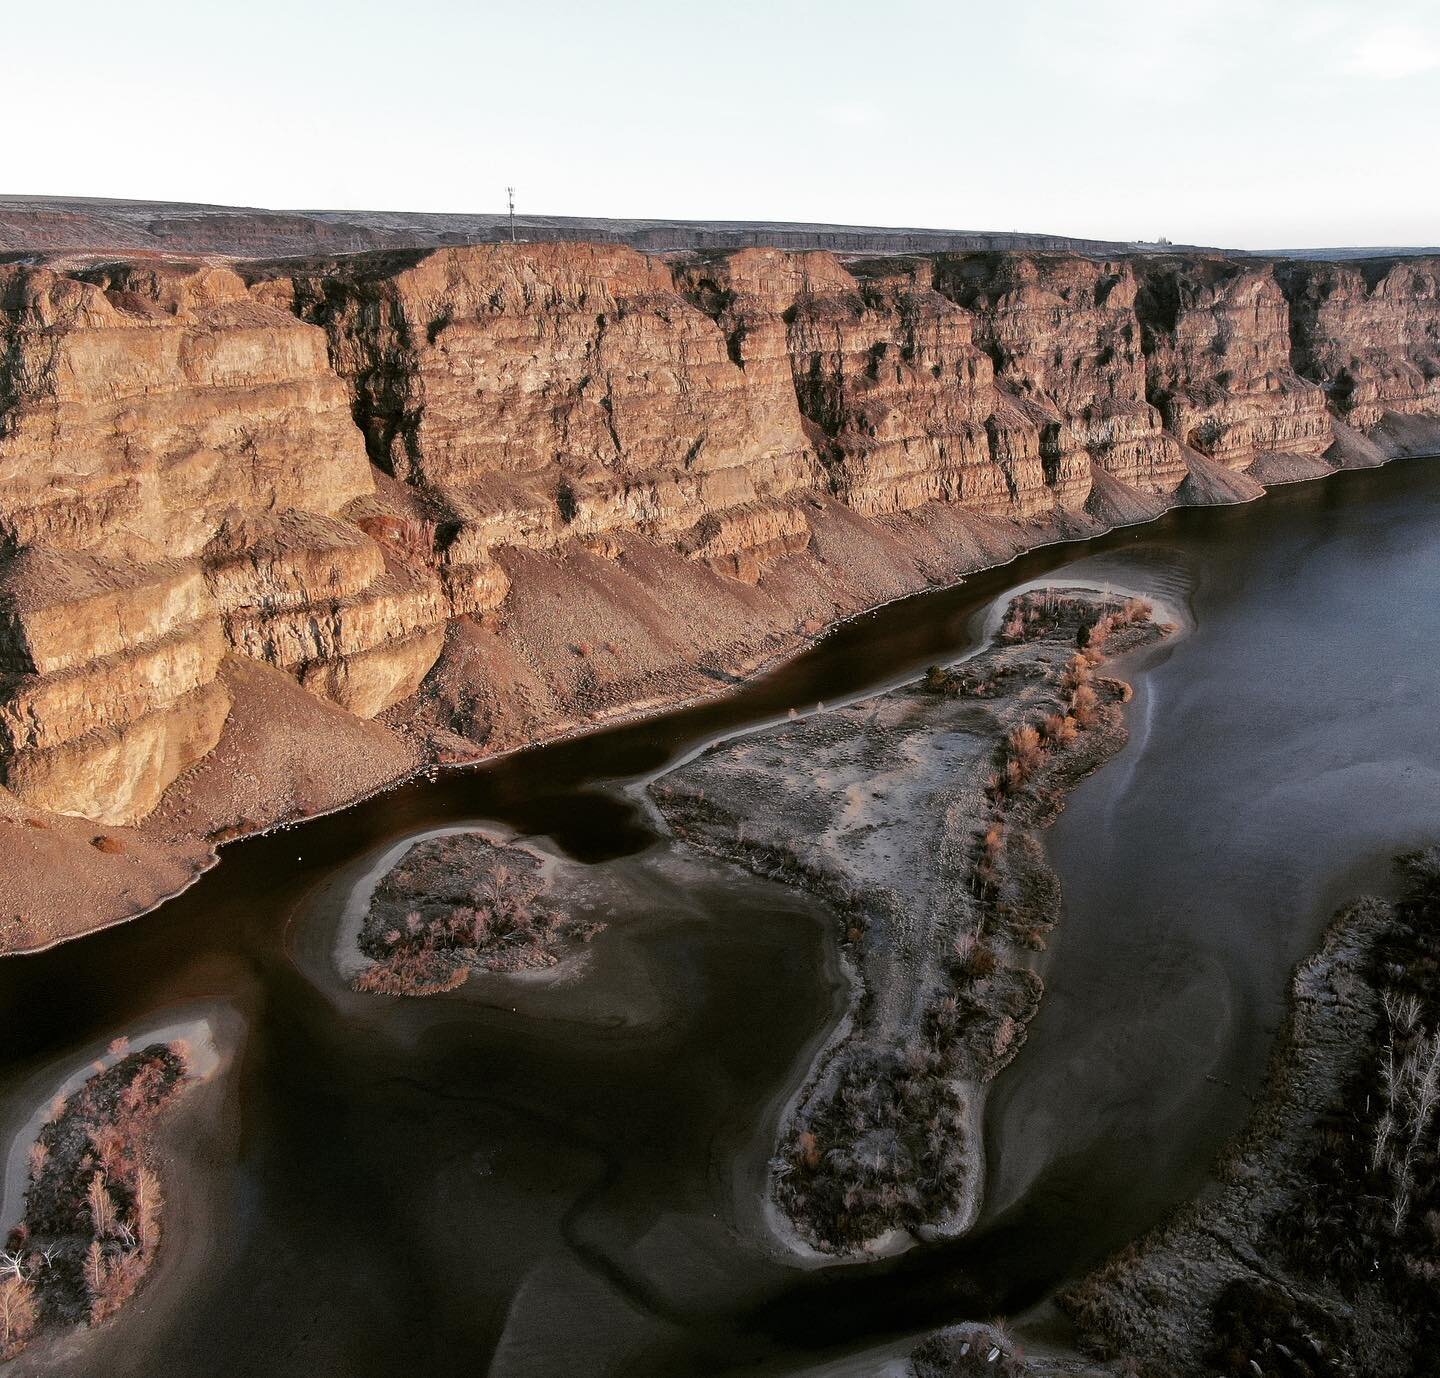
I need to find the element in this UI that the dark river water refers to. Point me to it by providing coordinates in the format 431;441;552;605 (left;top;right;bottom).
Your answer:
2;459;1439;1377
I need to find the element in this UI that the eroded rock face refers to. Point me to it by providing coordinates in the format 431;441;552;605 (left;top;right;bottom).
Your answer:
0;242;1436;824
933;254;1189;498
0;263;448;817
0;262;373;558
1136;259;1334;466
1279;259;1440;430
288;243;823;586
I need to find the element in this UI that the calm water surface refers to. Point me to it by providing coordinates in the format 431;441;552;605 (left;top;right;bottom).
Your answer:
1;460;1438;1376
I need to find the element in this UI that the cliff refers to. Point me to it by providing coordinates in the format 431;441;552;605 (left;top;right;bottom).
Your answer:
0;239;1437;944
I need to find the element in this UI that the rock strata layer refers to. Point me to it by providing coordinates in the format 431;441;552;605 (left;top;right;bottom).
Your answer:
0;241;1437;902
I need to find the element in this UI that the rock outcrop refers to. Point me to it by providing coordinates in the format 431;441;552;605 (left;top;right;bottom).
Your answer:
1135;258;1334;467
0;240;1437;842
0;261;449;819
932;254;1188;500
1278;258;1440;430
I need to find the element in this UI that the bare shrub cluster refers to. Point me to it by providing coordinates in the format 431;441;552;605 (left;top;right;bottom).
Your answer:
354;835;601;996
997;589;1152;647
776;1041;970;1249
1077;596;1153;653
778;932;1037;1251
911;1323;1027;1378
2;1044;186;1358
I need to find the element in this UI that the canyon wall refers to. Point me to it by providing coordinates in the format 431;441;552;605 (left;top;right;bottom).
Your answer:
0;241;1437;836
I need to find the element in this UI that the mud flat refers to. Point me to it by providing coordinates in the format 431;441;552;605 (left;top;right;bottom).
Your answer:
650;589;1169;1255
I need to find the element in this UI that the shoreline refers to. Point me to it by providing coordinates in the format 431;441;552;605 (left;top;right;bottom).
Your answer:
10;446;1432;960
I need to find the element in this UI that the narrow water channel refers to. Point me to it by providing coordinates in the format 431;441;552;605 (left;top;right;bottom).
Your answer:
1;459;1437;1377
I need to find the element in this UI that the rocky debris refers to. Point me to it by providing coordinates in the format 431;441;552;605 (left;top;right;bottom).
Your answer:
352;832;601;995
650;590;1167;1252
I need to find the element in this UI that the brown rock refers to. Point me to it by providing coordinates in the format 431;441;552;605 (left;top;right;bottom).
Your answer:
0;238;1436;840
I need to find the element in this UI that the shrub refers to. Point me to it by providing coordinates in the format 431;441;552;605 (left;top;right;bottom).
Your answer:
954;939;998;981
1078;615;1111;651
1058;653;1092;695
7;1045;187;1353
1206;1279;1344;1378
0;1276;37;1358
912;1324;1026;1378
1121;596;1153;624
1069;683;1100;728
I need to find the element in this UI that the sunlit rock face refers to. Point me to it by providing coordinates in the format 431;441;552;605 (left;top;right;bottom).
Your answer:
1278;258;1440;431
0;260;442;819
1134;258;1334;466
0;241;1436;823
932;253;1189;499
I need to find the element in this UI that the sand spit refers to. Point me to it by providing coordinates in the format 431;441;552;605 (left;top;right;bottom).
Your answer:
650;589;1170;1256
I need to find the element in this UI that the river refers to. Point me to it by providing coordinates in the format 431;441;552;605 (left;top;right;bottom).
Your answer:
2;458;1437;1376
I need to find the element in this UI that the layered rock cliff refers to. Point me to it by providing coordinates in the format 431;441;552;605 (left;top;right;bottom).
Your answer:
0;260;451;822
0;239;1437;936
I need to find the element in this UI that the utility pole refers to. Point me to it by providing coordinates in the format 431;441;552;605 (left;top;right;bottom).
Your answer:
506;186;517;243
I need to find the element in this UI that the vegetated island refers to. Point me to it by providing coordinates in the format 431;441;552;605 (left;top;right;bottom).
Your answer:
895;848;1440;1378
352;832;602;996
1;1042;189;1362
650;587;1169;1254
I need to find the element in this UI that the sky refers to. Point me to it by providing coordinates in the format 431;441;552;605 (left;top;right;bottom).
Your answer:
8;0;1439;249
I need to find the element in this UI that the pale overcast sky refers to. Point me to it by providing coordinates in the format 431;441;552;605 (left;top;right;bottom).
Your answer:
10;0;1438;248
